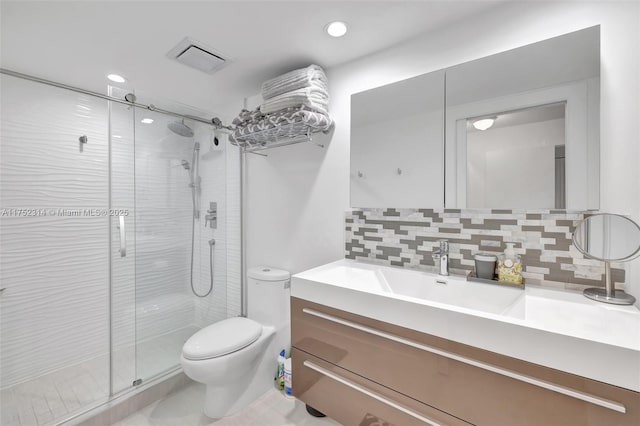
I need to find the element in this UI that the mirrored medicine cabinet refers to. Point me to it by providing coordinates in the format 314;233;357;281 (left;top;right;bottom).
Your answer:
350;26;600;210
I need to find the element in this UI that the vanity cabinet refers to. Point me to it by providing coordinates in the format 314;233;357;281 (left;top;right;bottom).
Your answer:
291;297;640;426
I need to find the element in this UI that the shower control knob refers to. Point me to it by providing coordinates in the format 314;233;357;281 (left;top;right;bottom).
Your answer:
204;202;217;229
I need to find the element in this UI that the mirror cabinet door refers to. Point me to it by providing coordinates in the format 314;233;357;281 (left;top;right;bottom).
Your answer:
350;70;445;208
444;26;600;210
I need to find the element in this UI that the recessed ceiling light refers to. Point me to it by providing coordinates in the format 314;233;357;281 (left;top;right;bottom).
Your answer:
107;74;126;83
472;117;496;131
141;118;154;124
325;21;348;37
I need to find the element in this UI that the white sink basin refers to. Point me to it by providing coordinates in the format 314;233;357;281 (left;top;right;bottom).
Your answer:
298;260;523;315
378;267;523;314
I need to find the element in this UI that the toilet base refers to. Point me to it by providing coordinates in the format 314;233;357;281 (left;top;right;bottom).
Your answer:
202;347;276;418
192;326;279;418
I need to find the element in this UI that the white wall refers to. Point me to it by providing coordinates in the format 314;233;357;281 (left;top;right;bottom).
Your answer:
244;1;640;302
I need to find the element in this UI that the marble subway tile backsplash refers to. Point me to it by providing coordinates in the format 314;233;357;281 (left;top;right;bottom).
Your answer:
345;208;625;289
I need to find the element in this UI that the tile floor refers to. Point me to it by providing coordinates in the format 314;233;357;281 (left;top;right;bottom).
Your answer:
112;384;342;426
1;327;197;426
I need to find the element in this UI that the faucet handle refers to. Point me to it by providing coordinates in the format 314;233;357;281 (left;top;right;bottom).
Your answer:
432;249;441;259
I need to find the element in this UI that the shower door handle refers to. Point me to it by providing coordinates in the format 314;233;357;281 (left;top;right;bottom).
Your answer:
118;215;126;257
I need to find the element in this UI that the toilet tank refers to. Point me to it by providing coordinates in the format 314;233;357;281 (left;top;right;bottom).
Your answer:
247;266;290;330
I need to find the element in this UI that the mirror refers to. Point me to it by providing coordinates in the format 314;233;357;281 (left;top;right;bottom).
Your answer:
573;213;640;305
445;26;600;209
574;214;640;262
351;70;444;208
350;26;600;209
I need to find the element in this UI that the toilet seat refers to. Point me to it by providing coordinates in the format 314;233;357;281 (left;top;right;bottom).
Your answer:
182;317;262;360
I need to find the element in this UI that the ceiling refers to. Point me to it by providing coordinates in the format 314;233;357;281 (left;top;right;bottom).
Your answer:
1;1;503;114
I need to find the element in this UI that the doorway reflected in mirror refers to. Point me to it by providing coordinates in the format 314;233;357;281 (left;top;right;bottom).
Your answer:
465;102;566;209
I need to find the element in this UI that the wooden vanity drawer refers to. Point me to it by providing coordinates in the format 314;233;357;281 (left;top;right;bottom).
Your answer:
292;348;471;426
291;297;640;426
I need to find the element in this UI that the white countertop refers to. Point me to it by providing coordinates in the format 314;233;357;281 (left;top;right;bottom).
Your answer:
292;259;640;392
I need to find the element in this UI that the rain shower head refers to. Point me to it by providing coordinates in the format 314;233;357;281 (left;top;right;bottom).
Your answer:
168;119;194;138
180;160;191;170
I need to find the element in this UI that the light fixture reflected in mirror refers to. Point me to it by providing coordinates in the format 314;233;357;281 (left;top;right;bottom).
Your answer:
472;117;496;131
107;74;126;83
325;21;348;37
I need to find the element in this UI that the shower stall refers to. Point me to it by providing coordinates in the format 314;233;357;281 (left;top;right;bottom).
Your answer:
0;71;240;425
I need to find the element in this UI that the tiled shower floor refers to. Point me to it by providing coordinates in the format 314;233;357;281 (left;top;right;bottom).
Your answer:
1;326;197;426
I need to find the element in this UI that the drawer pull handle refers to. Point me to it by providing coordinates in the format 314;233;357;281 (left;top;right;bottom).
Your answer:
302;308;626;414
304;360;442;426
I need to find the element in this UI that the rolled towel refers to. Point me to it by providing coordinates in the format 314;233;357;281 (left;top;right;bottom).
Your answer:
265;105;332;130
231;108;264;126
260;87;329;116
262;64;328;100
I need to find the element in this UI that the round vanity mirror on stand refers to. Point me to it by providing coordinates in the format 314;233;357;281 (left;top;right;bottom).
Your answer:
572;213;640;305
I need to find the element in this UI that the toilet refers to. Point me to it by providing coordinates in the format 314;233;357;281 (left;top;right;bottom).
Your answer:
181;267;291;418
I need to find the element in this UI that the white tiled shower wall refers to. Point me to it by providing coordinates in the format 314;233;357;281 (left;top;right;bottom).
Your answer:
0;75;111;387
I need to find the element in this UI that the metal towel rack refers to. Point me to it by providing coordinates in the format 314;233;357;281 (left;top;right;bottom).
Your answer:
230;121;330;153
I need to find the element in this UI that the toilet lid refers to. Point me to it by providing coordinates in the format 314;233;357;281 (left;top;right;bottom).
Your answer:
182;317;262;360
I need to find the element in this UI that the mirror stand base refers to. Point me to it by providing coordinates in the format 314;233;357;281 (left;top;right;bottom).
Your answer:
583;288;636;305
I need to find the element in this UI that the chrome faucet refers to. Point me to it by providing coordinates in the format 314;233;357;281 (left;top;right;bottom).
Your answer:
432;239;449;276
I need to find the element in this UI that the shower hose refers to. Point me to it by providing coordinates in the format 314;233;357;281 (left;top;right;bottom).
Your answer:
189;214;214;298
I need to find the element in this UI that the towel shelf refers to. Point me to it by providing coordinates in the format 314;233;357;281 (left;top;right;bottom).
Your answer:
230;121;330;153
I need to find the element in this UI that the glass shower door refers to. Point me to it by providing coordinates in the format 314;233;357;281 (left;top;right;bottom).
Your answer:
109;90;138;395
132;102;228;383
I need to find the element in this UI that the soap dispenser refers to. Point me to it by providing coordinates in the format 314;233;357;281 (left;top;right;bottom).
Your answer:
497;243;523;284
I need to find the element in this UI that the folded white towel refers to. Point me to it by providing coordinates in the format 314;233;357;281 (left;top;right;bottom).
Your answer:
260;87;329;115
262;64;328;100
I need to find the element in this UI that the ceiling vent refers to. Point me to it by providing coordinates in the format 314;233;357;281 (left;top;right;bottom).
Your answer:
167;37;228;74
